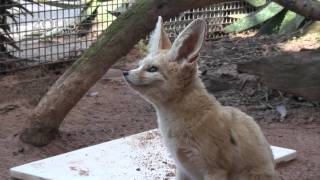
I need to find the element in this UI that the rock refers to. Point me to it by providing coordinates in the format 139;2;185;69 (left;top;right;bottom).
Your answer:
238;49;320;101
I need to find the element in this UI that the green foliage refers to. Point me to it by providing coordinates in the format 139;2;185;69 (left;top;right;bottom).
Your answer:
244;0;266;7
256;10;286;35
278;11;305;34
224;0;310;35
224;2;284;33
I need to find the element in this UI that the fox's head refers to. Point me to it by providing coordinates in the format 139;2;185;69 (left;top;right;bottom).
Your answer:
123;17;206;104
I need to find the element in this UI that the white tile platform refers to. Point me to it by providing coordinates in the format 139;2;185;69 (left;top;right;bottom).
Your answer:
10;129;297;180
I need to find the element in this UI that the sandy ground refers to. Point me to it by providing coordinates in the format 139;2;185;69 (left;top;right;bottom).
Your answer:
0;35;319;180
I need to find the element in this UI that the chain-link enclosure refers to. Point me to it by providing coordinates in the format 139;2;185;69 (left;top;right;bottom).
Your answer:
0;0;254;74
164;1;255;40
0;0;133;73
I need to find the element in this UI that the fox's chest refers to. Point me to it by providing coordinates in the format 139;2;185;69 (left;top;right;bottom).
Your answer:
157;116;207;176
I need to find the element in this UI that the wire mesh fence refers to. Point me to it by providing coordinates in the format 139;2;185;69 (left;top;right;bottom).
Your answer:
0;0;254;74
164;1;255;40
0;0;132;74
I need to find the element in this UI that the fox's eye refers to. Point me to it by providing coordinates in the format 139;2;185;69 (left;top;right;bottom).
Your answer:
146;66;158;73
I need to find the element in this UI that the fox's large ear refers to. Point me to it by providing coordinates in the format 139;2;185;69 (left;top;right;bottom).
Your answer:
169;19;206;63
149;16;172;54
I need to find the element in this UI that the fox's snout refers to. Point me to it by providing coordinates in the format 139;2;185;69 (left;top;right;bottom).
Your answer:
123;71;129;77
122;70;129;82
122;70;133;84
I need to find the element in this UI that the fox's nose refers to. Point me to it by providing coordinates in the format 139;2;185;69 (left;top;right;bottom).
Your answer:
123;71;129;76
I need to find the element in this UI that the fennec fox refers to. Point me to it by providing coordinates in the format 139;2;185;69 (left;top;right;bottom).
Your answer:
123;17;278;180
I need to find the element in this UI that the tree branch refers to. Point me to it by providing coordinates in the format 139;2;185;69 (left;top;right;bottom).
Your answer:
272;0;320;20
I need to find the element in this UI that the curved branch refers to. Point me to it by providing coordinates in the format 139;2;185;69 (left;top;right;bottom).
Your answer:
272;0;320;20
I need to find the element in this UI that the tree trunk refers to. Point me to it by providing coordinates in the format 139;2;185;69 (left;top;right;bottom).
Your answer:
272;0;320;20
20;0;225;146
238;49;320;101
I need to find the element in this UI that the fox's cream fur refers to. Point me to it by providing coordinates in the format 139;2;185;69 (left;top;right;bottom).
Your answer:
123;17;278;180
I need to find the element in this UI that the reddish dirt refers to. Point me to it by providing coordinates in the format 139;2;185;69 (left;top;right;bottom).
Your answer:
0;35;319;180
